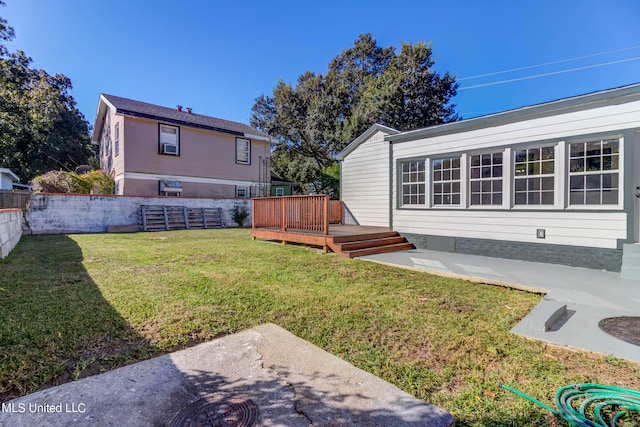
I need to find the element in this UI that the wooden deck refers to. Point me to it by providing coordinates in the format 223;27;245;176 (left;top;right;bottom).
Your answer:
251;224;415;257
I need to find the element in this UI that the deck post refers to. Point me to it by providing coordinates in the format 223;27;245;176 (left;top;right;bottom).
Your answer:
323;195;329;235
281;197;286;232
251;199;255;229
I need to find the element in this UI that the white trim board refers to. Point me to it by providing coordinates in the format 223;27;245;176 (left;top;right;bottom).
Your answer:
122;172;256;187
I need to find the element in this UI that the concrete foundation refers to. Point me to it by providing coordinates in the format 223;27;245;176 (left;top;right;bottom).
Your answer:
402;232;623;272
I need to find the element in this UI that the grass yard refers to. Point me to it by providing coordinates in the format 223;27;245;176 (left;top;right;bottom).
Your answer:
0;229;638;426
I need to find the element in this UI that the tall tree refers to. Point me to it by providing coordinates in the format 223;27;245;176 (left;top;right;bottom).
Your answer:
251;34;458;197
0;1;94;183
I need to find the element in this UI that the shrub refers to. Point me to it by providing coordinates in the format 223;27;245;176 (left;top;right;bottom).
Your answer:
31;170;72;193
231;204;250;227
31;170;114;194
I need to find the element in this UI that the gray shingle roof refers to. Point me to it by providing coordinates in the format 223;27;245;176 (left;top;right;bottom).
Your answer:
101;94;271;139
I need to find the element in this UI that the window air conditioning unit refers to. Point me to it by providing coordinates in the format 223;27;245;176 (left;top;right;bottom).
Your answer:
162;143;178;154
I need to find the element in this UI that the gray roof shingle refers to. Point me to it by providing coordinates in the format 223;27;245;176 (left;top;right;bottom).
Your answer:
101;94;271;139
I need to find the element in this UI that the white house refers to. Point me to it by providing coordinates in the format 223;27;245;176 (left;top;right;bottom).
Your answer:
338;84;640;272
0;168;19;190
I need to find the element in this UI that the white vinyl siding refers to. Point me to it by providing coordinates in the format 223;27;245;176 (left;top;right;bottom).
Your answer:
392;210;627;249
389;97;640;249
341;130;390;227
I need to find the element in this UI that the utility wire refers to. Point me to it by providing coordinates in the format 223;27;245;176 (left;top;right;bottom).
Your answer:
458;45;640;81
458;56;640;90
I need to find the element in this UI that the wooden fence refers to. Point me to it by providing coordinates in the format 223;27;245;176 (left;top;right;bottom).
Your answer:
252;195;342;234
0;190;30;210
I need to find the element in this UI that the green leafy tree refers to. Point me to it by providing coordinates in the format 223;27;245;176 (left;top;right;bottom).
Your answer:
0;1;94;183
251;33;458;197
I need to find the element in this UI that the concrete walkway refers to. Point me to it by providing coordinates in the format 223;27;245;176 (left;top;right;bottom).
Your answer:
359;249;640;363
0;324;454;427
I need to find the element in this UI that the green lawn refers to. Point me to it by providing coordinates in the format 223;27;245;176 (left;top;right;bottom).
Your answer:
1;229;638;426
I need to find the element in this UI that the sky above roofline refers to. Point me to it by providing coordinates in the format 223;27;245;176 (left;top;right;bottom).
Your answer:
4;0;640;134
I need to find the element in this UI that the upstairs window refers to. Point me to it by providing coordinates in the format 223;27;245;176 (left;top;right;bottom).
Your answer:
236;138;251;164
433;157;460;206
569;138;620;205
114;122;120;157
514;146;555;205
470;152;503;206
159;125;179;155
400;160;425;206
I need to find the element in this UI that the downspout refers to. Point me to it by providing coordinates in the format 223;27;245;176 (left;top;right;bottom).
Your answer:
389;140;393;231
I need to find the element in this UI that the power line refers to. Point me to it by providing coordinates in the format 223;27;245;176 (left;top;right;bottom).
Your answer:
458;56;640;90
458;45;640;81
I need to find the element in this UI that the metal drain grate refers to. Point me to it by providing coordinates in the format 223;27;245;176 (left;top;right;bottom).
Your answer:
598;316;640;346
170;395;259;427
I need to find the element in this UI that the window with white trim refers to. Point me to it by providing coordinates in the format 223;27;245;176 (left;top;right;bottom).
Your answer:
275;187;284;196
514;146;555;205
470;152;502;205
236;138;250;164
159;125;179;155
400;160;426;206
432;157;460;206
236;186;249;198
114;122;120;157
569;138;620;205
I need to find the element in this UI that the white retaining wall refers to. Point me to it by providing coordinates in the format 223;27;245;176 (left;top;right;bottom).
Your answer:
0;208;23;258
25;194;251;234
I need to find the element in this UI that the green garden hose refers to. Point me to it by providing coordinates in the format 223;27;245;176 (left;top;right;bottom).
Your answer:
501;383;640;426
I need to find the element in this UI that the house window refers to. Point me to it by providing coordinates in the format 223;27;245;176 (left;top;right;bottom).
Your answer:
236;186;249;198
275;187;284;196
159;124;179;155
470;152;502;205
433;157;460;206
400;160;425;206
569;138;620;205
236;138;250;164
159;180;182;196
114;122;120;157
514;146;555;205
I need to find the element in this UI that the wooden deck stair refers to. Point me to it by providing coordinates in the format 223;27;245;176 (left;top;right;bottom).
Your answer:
329;231;415;258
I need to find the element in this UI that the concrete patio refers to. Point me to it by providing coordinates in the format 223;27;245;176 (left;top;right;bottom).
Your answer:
0;324;454;427
360;248;640;363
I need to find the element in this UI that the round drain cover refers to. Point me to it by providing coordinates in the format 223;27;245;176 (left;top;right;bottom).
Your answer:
598;316;640;346
170;395;259;427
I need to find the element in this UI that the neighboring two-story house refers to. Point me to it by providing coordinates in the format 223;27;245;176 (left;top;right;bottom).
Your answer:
92;94;273;198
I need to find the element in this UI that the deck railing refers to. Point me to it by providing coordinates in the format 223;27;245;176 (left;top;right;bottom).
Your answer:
252;195;342;235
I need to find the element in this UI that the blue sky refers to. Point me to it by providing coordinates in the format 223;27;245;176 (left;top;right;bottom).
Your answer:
4;0;640;132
